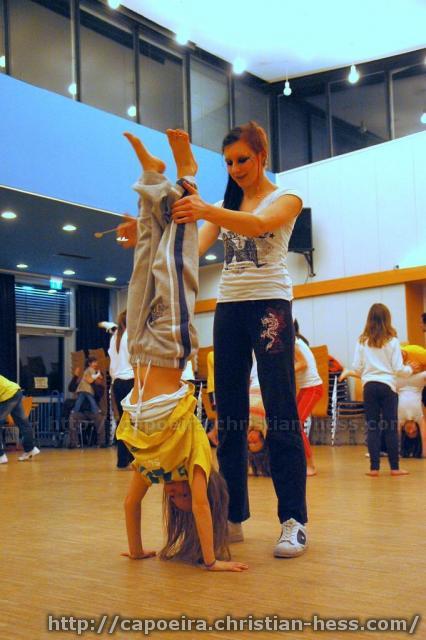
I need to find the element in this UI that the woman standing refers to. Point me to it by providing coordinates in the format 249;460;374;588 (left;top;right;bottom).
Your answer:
172;121;307;558
109;310;134;468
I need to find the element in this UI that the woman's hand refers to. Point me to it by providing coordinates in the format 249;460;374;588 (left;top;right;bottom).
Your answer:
172;181;209;224
121;550;156;560
206;560;248;572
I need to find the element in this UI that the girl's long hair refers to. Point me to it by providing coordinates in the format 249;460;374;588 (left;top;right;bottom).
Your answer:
359;303;397;348
222;121;268;211
400;424;423;458
160;470;230;565
115;309;127;353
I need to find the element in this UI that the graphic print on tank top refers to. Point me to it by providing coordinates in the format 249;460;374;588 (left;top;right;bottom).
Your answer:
222;230;275;271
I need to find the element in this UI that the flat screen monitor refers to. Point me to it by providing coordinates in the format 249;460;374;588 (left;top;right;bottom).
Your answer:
288;208;312;253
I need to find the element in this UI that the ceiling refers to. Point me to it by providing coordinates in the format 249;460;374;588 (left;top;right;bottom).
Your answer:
0;186;223;288
122;0;426;82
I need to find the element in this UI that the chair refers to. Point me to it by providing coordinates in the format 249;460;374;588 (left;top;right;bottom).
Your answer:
77;419;95;448
309;345;330;444
334;377;365;445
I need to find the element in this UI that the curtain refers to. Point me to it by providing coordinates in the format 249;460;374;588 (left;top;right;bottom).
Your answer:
0;273;17;380
75;285;110;353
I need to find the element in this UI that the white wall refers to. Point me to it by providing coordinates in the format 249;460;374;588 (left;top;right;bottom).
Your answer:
197;131;426;362
277;130;426;284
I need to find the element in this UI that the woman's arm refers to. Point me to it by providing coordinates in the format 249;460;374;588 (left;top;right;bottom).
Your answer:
172;184;302;237
198;221;220;257
191;467;248;572
294;344;307;373
121;472;156;560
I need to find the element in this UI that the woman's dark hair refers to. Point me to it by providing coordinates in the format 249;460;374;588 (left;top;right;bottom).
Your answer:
222;121;268;211
294;319;310;346
115;309;127;353
400;424;423;458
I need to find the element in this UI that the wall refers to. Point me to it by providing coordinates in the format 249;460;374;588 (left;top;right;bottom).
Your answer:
277;130;426;285
0;74;228;214
196;131;426;361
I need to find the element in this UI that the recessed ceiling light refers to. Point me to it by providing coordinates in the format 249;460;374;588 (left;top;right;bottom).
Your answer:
107;0;120;8
105;276;117;283
127;105;137;118
0;55;6;68
16;263;28;269
68;82;77;96
63;269;75;276
205;254;217;261
62;224;77;232
1;210;17;219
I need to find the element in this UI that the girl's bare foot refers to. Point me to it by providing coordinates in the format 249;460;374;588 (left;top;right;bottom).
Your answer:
124;132;166;173
166;129;198;178
390;469;409;476
366;470;380;477
307;466;317;477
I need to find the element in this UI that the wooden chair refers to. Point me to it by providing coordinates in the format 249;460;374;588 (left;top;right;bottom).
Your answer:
309;345;330;444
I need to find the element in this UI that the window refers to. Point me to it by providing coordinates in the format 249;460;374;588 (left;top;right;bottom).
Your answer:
0;0;5;74
15;283;72;328
330;72;388;156
19;334;64;395
234;78;270;135
80;9;134;119
139;41;184;131
277;84;329;171
277;96;310;170
393;64;426;139
9;0;72;96
234;77;271;166
191;58;229;152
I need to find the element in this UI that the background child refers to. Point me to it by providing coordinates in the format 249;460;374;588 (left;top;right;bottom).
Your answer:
340;303;419;476
72;356;102;414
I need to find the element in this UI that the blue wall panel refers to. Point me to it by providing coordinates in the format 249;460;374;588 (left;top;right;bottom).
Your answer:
0;74;230;215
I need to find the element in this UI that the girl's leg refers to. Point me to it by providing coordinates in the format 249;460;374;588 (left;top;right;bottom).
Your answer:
252;300;307;526
215;302;253;524
113;379;134;468
381;386;407;474
72;393;84;414
364;382;382;474
125;131;199;403
296;384;323;476
419;417;426;458
87;394;100;414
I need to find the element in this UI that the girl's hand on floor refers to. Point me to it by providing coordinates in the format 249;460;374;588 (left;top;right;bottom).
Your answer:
121;551;156;560
206;560;248;572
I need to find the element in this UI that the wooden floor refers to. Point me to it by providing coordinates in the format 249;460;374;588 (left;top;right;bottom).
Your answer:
1;446;425;640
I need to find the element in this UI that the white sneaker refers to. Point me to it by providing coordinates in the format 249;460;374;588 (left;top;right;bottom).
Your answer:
228;521;244;543
0;454;8;464
274;518;308;558
18;446;40;461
